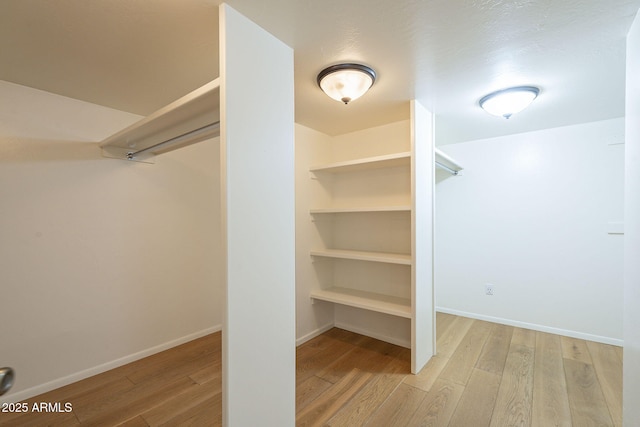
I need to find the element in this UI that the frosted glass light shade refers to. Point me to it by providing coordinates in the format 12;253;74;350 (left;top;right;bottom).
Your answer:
317;64;376;104
479;86;539;119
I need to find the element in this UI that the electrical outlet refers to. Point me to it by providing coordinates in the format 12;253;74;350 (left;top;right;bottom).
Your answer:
485;283;494;296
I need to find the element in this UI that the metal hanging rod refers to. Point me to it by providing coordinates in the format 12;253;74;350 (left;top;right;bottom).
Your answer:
127;121;221;160
435;161;459;175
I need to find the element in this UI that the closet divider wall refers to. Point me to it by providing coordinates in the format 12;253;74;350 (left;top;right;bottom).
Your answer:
100;4;295;426
220;5;294;426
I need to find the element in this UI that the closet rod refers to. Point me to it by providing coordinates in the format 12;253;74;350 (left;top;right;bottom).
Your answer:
435;161;459;175
127;121;221;160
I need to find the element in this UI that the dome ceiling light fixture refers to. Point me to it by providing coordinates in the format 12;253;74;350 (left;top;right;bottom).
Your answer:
479;86;540;119
317;63;376;104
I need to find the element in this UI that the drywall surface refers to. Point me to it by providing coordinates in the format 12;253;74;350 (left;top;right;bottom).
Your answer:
220;4;296;426
436;118;624;343
0;80;223;402
295;124;335;344
329;119;411;160
624;10;640;426
410;101;435;373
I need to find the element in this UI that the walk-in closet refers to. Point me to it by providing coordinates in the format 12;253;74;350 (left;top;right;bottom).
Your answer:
2;0;639;425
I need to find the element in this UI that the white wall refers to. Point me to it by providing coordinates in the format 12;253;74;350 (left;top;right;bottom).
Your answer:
624;10;640;425
0;81;223;402
295;124;334;344
220;4;296;426
436;118;624;344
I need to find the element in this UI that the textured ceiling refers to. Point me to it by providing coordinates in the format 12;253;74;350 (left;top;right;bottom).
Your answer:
1;0;638;143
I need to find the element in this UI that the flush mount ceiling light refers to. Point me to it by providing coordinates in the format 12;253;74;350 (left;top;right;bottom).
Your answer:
317;63;376;104
479;86;540;119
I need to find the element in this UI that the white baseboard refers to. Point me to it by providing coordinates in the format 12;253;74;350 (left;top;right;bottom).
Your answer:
296;322;412;349
1;325;222;404
296;323;335;346
436;307;623;347
334;322;411;349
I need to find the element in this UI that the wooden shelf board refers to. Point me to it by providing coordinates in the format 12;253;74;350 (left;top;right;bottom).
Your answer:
100;78;221;156
310;152;411;173
311;287;411;318
310;249;411;265
310;206;411;214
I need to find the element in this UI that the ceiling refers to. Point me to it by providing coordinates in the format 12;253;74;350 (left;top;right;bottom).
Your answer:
1;0;638;144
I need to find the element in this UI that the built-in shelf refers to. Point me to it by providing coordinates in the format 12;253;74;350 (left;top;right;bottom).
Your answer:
101;78;221;161
310;150;462;176
310;205;411;214
311;287;411;318
435;148;463;175
310;152;411;174
310;248;412;265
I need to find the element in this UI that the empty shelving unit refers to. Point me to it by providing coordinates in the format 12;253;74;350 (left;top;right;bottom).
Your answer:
306;101;437;374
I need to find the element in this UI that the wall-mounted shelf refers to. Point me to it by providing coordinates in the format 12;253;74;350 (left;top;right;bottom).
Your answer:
311;150;461;176
311;287;411;318
310;248;411;265
100;79;221;162
310;152;411;174
306;102;435;374
310;205;411;214
435;148;463;175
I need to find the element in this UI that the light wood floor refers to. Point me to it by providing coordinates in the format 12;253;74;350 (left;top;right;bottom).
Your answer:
0;313;622;426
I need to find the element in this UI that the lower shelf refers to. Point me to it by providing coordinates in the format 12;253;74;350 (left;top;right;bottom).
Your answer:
310;287;411;319
310;249;412;265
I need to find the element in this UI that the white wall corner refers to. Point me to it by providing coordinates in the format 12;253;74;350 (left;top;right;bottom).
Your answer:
624;8;640;426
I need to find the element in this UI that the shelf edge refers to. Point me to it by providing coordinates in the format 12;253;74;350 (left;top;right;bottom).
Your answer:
310;206;412;214
310;151;411;172
310;288;412;318
310;249;412;265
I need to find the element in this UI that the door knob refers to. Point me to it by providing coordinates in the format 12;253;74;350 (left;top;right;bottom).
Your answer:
0;367;15;396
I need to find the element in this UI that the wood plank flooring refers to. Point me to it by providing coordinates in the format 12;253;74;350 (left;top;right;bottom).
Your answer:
0;313;622;426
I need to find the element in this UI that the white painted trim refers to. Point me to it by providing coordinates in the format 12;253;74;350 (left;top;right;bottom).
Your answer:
296;323;335;346
334;322;411;349
436;307;623;347
0;325;222;404
410;100;436;374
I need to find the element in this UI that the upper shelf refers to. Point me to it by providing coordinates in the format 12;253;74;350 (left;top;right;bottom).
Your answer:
435;148;463;175
310;205;411;214
310;152;411;174
100;78;221;161
310;248;412;265
310;149;462;176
